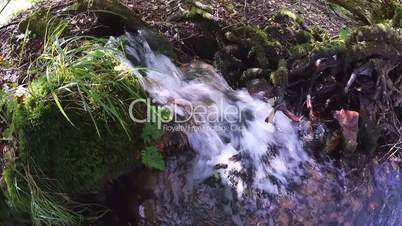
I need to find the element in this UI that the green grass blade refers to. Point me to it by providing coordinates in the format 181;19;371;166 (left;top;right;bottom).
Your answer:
51;92;75;127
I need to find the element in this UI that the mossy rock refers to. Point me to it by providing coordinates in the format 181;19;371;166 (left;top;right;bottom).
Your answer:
72;0;176;58
10;100;137;194
289;40;345;57
370;0;402;26
227;26;282;69
392;4;402;28
290;24;402;64
186;6;216;21
4;41;146;195
346;24;402;60
272;10;304;26
214;50;245;87
19;9;69;38
265;10;313;48
75;0;147;32
270;59;288;87
141;30;177;59
329;0;402;25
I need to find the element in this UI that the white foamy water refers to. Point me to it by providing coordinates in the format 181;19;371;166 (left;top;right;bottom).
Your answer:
120;31;310;195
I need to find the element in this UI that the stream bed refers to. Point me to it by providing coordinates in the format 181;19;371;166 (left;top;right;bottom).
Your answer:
110;30;402;226
138;155;402;226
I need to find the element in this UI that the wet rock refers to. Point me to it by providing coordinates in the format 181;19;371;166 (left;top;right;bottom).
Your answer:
299;120;333;153
214;51;244;86
214;164;228;170
323;131;342;154
358;97;381;154
246;78;274;100
192;36;218;60
157;131;189;156
76;0;147;35
183;61;228;87
141;30;176;59
240;68;264;82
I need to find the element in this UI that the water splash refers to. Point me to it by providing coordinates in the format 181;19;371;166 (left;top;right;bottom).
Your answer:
121;30;310;195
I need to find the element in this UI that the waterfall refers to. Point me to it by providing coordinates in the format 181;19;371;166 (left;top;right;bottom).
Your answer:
119;30;310;196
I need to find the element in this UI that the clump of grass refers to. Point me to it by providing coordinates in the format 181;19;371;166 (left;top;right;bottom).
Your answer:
30;33;144;137
8;24;147;193
3;165;83;226
3;19;147;225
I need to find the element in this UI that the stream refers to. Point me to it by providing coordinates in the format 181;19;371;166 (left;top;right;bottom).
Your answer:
114;30;402;226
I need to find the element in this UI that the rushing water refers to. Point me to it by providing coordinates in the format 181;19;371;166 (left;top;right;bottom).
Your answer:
112;30;402;225
122;30;310;196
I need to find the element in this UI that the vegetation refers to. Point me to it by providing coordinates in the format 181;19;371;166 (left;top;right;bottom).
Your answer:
3;166;84;225
0;20;153;224
327;0;402;25
0;0;402;225
19;8;68;38
140;106;173;171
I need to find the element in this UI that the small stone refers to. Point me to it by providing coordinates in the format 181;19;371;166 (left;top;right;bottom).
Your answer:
246;78;274;100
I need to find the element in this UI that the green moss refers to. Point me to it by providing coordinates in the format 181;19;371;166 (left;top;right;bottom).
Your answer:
11;102;135;194
290;39;345;57
265;10;315;48
0;37;150;225
289;42;314;56
2;167;30;213
6;39;146;195
369;0;402;26
230;26;282;69
187;7;212;19
345;24;402;60
0;189;12;224
1;36;150;224
392;4;402;28
275;9;304;25
295;31;314;43
270;59;288;87
330;0;402;25
313;40;346;55
312;27;330;41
